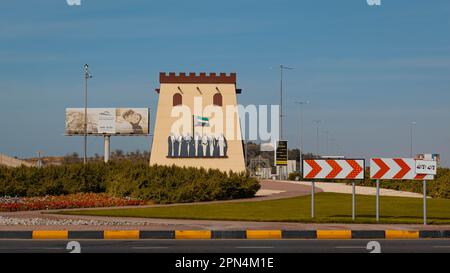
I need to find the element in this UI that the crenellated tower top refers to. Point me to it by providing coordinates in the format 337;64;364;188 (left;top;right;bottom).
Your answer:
159;72;236;84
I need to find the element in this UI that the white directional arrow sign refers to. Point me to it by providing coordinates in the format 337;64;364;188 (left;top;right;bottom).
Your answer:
370;158;434;180
303;159;365;180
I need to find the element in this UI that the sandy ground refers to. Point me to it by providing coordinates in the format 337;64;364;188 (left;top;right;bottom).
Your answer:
0;180;444;230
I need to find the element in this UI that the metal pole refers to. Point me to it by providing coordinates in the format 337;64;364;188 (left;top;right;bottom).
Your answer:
410;121;416;158
279;67;284;181
410;123;413;157
84;65;88;165
376;179;380;222
300;104;304;172
295;101;309;175
423;179;427;225
104;135;110;163
83;64;91;165
352;182;356;221
279;65;283;141
316;124;319;155
311;181;315;219
314;120;320;156
245;140;248;168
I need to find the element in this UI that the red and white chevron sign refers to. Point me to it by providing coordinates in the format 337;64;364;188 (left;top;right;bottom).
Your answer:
303;159;365;180
370;158;434;180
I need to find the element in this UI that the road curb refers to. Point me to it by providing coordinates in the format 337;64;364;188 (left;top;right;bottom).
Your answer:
246;230;282;239
175;230;211;239
32;231;68;240
104;230;140;240
385;230;419;239
0;230;449;239
317;230;352;239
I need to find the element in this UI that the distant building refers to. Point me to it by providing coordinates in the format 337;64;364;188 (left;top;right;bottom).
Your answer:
150;72;246;172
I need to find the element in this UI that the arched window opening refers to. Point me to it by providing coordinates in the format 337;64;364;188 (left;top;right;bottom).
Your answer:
213;93;223;107
173;93;182;107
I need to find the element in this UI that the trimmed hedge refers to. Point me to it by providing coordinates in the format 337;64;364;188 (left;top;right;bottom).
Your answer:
0;162;260;204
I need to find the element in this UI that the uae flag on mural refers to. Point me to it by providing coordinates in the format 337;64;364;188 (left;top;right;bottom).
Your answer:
194;116;210;127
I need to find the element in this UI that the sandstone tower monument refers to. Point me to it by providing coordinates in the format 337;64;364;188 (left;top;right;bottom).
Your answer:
150;72;246;172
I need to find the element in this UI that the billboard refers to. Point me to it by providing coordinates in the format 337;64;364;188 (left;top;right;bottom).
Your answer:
65;108;149;135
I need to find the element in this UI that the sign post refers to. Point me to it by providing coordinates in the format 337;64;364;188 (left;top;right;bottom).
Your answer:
303;159;365;220
414;159;437;225
352;181;356;221
104;135;111;163
376;179;380;222
370;158;436;224
311;181;315;219
423;180;427;225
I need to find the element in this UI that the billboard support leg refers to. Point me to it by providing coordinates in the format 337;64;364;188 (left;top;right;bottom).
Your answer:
376;179;380;223
104;135;110;163
352;182;356;221
423;179;427;225
311;181;315;219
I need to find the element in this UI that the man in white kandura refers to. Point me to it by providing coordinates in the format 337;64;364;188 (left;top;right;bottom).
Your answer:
176;134;183;157
201;134;208;157
185;133;192;157
169;133;176;157
194;132;200;157
208;135;215;157
218;134;226;157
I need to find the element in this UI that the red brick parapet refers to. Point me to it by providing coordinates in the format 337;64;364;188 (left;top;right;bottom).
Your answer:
159;72;236;84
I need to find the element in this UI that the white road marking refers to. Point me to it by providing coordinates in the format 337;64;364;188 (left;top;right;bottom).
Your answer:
236;246;274;249
335;246;366;249
25;247;63;250
132;247;169;249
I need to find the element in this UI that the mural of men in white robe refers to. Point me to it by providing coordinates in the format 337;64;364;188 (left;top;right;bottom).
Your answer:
176;134;183;157
184;133;192;157
194;132;200;157
201;135;208;157
168;133;176;157
208;135;215;157
218;134;226;157
168;133;227;158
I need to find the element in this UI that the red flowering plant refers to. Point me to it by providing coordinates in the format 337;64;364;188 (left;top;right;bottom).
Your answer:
0;193;143;212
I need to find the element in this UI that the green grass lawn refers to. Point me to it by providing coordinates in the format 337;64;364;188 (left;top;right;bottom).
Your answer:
59;193;450;224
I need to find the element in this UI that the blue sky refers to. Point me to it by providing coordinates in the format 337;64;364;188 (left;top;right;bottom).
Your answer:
0;0;449;166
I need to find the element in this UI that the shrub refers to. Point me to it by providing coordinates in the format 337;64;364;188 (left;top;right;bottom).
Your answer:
288;172;301;181
0;162;260;204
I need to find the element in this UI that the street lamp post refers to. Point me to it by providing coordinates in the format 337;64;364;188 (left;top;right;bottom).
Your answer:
83;64;92;165
294;100;310;172
278;65;294;140
274;65;293;180
410;121;417;158
313;120;321;157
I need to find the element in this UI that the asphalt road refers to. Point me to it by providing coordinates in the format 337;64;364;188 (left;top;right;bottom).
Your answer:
0;239;450;253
